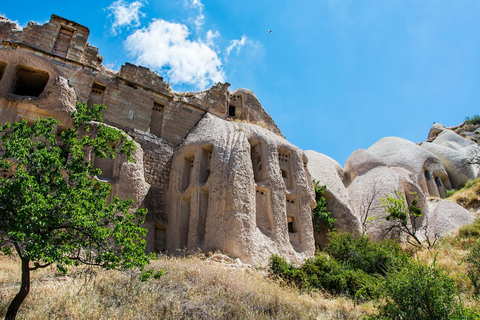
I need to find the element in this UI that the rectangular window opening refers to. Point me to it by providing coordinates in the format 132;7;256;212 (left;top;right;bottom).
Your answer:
424;170;431;181
150;102;164;137
11;65;49;97
229;105;236;117
0;62;7;82
53;27;74;58
88;82;106;106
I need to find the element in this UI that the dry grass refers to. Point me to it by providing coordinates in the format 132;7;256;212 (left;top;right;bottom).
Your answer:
448;178;480;211
0;253;370;320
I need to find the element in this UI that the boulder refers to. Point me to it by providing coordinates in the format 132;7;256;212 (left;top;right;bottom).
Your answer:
421;142;477;188
423;198;475;239
344;149;404;242
427;123;446;140
367;137;450;198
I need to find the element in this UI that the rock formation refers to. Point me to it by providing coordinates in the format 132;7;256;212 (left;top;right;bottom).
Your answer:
0;14;477;264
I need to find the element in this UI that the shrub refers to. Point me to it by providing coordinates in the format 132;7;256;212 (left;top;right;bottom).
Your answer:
325;233;408;276
369;261;476;320
458;219;480;239
465;115;480;126
269;234;409;300
312;180;336;232
464;240;480;294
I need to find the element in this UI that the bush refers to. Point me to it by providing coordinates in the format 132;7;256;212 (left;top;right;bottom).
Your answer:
464;240;480;294
369;261;476;320
325;233;408;276
465;115;480;126
269;234;409;300
312;180;336;232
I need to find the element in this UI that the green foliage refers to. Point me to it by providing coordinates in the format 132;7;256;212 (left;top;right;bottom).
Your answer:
369;261;477;320
465;115;480;126
312;180;336;232
458;219;480;239
464;240;480;294
0;102;155;318
381;191;429;248
325;233;408;276
270;233;409;300
140;269;165;282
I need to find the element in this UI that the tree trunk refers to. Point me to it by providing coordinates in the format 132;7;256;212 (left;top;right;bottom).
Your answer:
5;256;30;320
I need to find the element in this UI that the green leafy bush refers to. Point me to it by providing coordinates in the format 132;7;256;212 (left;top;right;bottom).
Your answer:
269;234;409;300
369;261;476;320
312;180;336;232
325;233;408;276
464;240;480;294
465;115;480;126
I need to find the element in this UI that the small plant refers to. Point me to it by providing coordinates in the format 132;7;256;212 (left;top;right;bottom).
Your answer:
312;180;336;232
464;240;480;294
381;191;438;249
465;115;480;126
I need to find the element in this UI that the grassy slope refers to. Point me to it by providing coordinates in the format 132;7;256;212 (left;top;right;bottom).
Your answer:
3;180;480;319
1;253;372;319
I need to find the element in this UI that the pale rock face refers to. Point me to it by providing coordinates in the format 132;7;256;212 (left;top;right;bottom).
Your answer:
424;199;475;239
166;114;315;264
344;150;404;241
367;137;450;198
111;141;151;209
428;123;446;140
422;130;479;187
421;142;477;188
432;129;479;153
304;150;361;240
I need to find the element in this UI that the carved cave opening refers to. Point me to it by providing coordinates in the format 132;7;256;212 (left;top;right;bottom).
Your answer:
255;187;273;236
181;155;194;191
228;105;236;117
250;143;265;183
94;156;115;179
88;82;106;106
278;149;292;188
0;61;6;81
11;65;49;97
154;226;166;251
199;145;213;184
53;27;73;58
149;102;164;137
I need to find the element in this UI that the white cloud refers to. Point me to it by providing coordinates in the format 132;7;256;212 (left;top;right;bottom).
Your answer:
184;0;205;29
108;0;145;35
124;19;225;90
226;35;248;56
205;30;219;47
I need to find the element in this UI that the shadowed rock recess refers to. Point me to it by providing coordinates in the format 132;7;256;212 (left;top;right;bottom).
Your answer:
0;14;477;264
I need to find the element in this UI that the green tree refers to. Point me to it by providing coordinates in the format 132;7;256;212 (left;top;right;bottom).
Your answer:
0;103;154;320
380;191;437;249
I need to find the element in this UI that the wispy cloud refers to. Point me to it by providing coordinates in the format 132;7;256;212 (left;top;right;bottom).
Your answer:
226;35;248;56
184;0;205;30
108;0;145;35
124;19;225;90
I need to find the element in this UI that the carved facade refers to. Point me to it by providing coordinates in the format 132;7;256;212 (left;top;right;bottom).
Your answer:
0;14;315;264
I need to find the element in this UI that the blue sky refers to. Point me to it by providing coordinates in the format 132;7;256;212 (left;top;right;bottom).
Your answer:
2;1;479;166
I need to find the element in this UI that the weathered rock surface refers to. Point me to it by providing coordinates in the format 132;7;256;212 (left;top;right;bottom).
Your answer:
424;198;475;238
167;114;315;264
344;150;404;241
304;150;361;239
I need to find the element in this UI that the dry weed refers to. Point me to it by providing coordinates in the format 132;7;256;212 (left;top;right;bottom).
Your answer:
1;253;369;319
